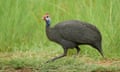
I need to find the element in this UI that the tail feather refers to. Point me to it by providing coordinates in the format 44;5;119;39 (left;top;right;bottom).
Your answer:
96;42;104;57
92;42;104;57
98;48;104;57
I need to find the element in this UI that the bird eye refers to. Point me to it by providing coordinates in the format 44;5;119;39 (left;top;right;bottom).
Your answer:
46;16;49;18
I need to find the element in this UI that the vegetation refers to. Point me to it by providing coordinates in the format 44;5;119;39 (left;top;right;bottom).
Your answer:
0;0;120;72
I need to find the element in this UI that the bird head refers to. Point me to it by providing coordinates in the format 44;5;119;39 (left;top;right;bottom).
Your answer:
42;13;51;27
42;13;51;23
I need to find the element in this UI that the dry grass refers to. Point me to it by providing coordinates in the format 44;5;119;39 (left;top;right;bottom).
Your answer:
0;51;120;72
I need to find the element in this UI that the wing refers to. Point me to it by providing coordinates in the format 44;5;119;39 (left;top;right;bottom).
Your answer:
54;20;101;43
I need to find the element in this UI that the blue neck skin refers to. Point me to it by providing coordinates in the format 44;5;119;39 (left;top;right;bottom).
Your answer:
46;20;50;28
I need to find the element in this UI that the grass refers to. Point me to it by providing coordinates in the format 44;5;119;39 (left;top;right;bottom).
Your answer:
0;0;120;72
0;51;120;72
0;49;120;72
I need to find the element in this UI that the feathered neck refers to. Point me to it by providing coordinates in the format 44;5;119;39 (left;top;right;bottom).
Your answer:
45;20;50;28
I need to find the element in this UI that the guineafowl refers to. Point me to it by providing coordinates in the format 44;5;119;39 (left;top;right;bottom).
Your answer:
42;13;104;63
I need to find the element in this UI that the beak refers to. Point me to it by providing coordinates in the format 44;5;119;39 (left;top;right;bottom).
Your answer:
42;17;44;20
42;16;45;20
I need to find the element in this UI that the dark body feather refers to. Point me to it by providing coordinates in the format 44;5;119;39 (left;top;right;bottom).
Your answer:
45;20;103;62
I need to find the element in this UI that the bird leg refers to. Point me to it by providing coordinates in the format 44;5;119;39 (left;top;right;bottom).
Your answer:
75;46;80;55
46;48;68;63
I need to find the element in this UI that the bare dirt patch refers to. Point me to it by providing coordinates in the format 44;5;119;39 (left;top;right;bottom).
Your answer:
97;59;120;67
4;67;33;72
15;68;32;72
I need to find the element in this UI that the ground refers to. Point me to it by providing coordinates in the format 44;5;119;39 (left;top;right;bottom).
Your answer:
0;51;120;72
